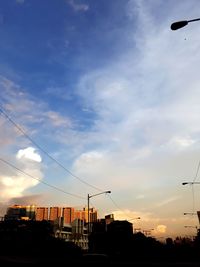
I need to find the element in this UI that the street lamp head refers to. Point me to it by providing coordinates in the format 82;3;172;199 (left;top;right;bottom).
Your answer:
106;190;111;194
183;212;196;216
171;20;188;30
182;182;188;185
128;217;141;221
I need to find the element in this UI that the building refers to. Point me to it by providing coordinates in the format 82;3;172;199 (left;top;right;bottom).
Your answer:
80;208;98;223
5;205;36;220
197;211;200;224
105;214;114;225
49;207;62;222
62;207;75;224
54;218;88;250
35;207;48;221
72;218;88;250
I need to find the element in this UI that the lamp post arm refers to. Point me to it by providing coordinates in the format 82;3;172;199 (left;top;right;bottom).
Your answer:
182;182;200;185
188;18;200;23
89;191;111;199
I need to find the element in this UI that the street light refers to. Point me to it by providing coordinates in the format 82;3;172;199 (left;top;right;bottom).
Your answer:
183;212;197;216
128;217;141;221
184;225;198;230
143;229;154;236
182;182;200;185
87;190;111;234
171;18;200;30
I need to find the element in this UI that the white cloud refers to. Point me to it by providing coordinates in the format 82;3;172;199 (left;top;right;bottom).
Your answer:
156;225;167;234
67;0;89;12
45;111;72;127
1;1;200;238
169;137;196;148
1;176;15;187
16;147;42;163
0;171;42;200
0;147;43;201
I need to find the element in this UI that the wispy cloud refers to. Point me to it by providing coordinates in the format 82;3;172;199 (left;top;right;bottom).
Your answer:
16;0;25;4
156;196;181;208
67;0;89;12
45;111;72;127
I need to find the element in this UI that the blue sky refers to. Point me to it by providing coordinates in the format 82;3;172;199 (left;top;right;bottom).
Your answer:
1;0;200;238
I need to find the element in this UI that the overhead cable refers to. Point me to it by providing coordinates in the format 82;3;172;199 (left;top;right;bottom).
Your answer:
0;157;85;200
0;107;102;192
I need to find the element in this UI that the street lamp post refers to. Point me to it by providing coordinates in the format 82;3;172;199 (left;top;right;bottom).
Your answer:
87;190;111;234
171;18;200;30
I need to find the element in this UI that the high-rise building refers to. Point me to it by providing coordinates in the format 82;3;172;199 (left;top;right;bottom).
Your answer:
35;207;48;221
74;210;82;221
197;211;200;224
26;205;36;220
5;205;36;220
49;207;62;221
62;207;75;224
89;208;98;223
4;205;98;225
82;207;98;223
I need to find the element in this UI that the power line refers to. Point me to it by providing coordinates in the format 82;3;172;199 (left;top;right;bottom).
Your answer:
0;107;103;192
0;158;85;200
107;195;134;220
193;159;200;183
190;159;200;213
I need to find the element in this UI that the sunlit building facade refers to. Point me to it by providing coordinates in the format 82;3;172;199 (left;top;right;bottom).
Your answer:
62;207;75;224
35;207;48;221
49;207;62;221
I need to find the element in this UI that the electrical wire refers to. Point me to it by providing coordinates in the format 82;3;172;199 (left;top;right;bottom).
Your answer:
1;106;133;218
0;158;85;200
193;159;200;183
190;159;200;214
107;195;136;220
0;107;103;192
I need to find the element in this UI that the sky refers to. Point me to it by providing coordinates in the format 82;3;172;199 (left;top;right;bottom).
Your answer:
0;0;200;238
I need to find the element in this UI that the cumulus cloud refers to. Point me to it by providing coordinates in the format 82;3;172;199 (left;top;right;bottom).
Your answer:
0;147;43;200
16;147;42;162
156;225;167;234
1;1;200;238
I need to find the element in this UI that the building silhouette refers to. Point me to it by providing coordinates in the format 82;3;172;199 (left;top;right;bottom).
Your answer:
5;205;36;220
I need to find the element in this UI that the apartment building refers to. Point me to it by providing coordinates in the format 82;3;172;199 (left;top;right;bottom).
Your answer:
49;207;62;221
35;207;48;221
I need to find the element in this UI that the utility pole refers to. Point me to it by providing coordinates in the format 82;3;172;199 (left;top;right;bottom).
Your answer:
87;193;90;234
87;191;111;235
